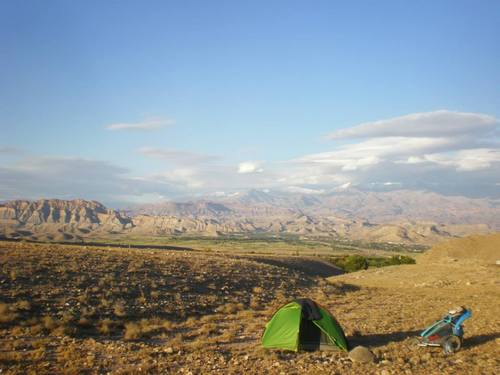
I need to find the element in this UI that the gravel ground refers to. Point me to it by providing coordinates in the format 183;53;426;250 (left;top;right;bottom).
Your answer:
0;240;498;374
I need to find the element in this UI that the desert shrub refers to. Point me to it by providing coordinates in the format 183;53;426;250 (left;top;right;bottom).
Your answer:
0;303;18;324
77;293;89;304
123;322;142;340
77;317;92;328
367;255;416;268
51;323;75;336
388;255;416;265
10;269;17;281
150;290;160;299
113;301;127;317
197;322;218;337
217;303;244;314
42;316;61;333
252;286;264;294
249;295;261;310
330;255;368;273
343;255;369;272
162;319;174;330
61;311;76;324
15;300;31;311
329;254;415;272
136;294;147;305
98;318;114;335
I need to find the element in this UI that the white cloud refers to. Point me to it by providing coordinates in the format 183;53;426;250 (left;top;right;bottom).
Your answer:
325;110;497;140
383;181;401;186
298;136;460;171
291;110;500;196
286;186;325;194
238;161;264;174
106;117;174;131
138;147;218;165
422;148;500;171
337;182;352;190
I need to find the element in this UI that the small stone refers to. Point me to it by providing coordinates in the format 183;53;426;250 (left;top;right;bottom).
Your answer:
165;347;174;354
348;346;375;363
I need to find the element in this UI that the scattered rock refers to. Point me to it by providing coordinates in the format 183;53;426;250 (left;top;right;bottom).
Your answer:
165;347;174;354
349;346;375;363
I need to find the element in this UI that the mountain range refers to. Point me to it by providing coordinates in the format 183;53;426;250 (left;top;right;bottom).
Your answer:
1;189;498;244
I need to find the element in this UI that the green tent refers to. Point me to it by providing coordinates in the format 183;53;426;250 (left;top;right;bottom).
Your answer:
261;298;349;352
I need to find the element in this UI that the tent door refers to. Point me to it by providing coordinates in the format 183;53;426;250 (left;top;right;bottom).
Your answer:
298;319;321;351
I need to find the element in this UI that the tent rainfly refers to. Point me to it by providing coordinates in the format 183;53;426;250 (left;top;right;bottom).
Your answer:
261;298;349;352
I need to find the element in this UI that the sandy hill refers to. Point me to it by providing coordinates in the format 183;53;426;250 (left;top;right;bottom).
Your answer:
421;232;500;264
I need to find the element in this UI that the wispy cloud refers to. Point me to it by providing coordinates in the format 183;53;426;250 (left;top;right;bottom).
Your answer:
325;110;497;140
2;110;499;203
0;157;182;205
138;147;219;165
105;117;174;131
0;146;23;154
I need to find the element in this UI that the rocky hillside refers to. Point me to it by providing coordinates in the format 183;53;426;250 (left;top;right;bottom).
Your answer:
0;198;493;244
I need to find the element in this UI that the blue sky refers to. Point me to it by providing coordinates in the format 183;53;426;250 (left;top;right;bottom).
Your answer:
1;1;499;205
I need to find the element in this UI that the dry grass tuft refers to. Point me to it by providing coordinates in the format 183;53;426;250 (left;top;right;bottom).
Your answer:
0;303;18;324
123;322;142;341
42;316;58;331
217;302;244;314
114;301;127;317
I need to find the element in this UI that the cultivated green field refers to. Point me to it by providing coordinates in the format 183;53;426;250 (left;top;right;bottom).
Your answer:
68;234;428;256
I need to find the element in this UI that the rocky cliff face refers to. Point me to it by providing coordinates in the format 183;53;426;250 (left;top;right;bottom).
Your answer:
0;199;133;241
1;199;126;224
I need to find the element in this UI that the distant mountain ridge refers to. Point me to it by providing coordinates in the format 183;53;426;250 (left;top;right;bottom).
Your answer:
132;188;500;229
1;189;497;244
229;189;500;227
130;201;233;218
